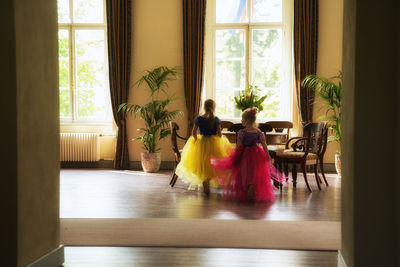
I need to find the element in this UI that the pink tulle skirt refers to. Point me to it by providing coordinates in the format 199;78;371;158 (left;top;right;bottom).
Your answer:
211;145;286;202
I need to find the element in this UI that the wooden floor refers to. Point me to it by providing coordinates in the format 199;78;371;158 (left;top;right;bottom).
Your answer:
64;247;338;267
60;169;341;221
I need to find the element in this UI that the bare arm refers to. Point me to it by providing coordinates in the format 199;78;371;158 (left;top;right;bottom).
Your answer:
260;132;269;156
236;130;243;147
192;123;199;140
217;124;222;137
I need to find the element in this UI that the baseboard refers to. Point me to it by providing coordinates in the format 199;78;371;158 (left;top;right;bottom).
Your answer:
61;160;114;168
128;161;175;170
337;250;348;267
61;160;338;173
61;160;175;170
26;245;64;267
322;163;336;173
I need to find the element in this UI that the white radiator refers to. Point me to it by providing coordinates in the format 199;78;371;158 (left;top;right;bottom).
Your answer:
60;133;100;162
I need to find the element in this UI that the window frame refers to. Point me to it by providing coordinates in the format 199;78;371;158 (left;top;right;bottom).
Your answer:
204;0;293;122
58;0;112;125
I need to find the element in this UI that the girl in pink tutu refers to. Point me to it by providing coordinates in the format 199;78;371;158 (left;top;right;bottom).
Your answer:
211;108;286;202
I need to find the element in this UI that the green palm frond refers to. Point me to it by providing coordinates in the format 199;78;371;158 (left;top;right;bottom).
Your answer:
119;66;183;153
302;73;342;145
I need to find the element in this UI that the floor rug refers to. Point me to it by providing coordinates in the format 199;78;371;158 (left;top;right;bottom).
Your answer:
60;218;341;251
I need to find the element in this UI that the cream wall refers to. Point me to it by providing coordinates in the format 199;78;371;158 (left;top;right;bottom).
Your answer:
110;0;344;164
314;0;343;163
129;0;187;161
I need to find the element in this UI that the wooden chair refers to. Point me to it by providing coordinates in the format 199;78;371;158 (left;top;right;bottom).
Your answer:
266;121;293;145
258;123;273;134
169;121;188;187
220;120;234;131
274;122;328;192
228;123;245;141
228;123;273;142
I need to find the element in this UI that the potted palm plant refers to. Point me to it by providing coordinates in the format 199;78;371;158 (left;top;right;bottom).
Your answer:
119;66;182;172
302;73;342;175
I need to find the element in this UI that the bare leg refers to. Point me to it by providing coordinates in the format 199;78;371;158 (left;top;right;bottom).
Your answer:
203;179;210;196
247;185;255;202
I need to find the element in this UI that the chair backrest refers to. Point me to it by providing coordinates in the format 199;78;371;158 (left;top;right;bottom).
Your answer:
258;123;273;134
169;121;188;163
169;122;180;156
266;121;293;133
266;121;293;145
229;123;245;134
228;123;272;143
220;120;234;131
318;124;329;158
303;122;327;154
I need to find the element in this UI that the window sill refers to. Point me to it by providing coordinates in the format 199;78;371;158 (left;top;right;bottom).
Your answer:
60;122;115;135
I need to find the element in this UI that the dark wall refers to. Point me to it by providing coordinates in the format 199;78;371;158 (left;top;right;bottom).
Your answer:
341;0;400;266
341;0;355;264
0;0;17;266
2;0;60;266
15;0;60;265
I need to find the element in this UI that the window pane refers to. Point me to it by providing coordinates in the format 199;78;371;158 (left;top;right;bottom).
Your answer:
258;89;281;119
251;29;282;88
216;60;245;90
215;29;246;90
75;30;109;120
58;29;71;118
73;0;104;23
251;0;282;22
216;0;248;23
216;90;241;118
216;29;245;58
58;0;70;23
251;29;283;119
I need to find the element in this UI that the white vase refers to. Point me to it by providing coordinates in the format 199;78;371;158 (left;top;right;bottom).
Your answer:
141;152;161;173
335;153;341;176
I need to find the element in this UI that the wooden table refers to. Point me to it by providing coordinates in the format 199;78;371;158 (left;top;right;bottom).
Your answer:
222;131;236;143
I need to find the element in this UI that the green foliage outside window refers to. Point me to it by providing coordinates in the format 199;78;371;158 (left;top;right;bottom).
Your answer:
58;32;104;119
216;28;281;119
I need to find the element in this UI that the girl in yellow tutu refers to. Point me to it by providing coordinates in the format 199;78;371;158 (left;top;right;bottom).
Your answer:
176;99;233;195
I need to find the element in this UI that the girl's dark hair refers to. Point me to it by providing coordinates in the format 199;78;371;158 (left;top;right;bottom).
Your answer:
204;99;216;128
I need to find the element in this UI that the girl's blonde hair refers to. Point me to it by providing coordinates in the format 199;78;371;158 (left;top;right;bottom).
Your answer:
203;99;216;128
242;107;258;126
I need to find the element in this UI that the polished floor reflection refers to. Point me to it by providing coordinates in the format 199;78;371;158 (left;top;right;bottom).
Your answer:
60;169;341;221
64;246;338;267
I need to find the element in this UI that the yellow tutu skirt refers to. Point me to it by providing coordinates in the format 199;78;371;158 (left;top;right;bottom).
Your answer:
176;134;233;190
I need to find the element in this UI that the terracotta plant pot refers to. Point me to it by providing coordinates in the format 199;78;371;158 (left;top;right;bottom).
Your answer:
335;153;342;176
141;152;161;173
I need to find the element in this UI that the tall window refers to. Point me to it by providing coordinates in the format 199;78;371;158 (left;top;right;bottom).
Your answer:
58;0;111;123
204;0;292;121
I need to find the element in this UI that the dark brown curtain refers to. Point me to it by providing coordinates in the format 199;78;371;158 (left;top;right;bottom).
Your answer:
183;0;206;134
106;0;131;169
294;0;319;126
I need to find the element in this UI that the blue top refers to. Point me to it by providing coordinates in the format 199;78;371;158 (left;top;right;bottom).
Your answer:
194;116;221;136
